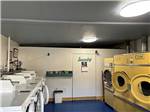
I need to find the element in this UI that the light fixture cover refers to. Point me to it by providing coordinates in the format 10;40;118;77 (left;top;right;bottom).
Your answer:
82;36;98;43
120;0;150;17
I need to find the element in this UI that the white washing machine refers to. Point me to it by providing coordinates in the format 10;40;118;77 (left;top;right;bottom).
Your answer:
35;89;44;112
21;71;37;78
0;77;45;112
42;82;49;105
15;72;34;81
2;75;27;85
0;79;32;112
0;80;15;93
35;78;49;112
27;77;49;112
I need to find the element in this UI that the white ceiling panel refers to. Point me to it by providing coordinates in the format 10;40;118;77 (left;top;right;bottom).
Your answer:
1;1;150;47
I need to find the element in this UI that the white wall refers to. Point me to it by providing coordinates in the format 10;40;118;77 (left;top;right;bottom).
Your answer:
0;35;8;69
10;39;19;52
19;47;125;98
0;35;19;70
0;37;1;69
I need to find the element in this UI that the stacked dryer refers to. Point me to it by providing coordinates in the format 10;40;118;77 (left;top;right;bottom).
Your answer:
103;58;114;107
112;53;150;111
103;58;114;90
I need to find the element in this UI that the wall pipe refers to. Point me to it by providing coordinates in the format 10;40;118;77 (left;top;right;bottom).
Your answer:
7;36;10;72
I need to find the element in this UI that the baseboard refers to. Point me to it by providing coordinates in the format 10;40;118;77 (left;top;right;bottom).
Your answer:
49;98;54;102
95;96;104;101
49;96;103;102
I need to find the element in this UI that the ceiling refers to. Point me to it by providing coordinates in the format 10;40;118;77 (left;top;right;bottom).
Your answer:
1;1;150;48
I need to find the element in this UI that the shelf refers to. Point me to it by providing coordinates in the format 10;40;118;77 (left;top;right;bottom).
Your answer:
46;71;73;77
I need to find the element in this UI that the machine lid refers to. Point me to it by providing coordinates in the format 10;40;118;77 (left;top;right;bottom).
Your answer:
131;74;150;104
112;71;130;93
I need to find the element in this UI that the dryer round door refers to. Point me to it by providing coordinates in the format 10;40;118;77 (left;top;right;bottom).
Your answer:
112;72;130;92
103;69;112;86
43;85;49;104
131;74;150;104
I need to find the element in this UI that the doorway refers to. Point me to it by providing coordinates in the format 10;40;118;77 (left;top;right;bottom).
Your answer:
72;53;96;98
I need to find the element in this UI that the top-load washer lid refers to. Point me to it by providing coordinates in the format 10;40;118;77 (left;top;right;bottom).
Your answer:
0;80;15;93
2;75;27;84
112;71;130;93
131;74;150;104
15;73;33;80
22;71;36;78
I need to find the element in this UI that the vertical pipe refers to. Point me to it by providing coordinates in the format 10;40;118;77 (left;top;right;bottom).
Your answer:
7;36;10;72
126;41;130;53
148;36;150;51
145;36;148;52
126;45;130;53
141;36;147;52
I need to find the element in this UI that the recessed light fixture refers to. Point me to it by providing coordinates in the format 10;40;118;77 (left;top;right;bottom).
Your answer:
120;0;150;17
82;36;98;43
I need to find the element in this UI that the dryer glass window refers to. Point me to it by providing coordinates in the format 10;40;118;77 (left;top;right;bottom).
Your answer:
140;81;150;96
104;70;112;87
104;70;111;81
117;76;125;87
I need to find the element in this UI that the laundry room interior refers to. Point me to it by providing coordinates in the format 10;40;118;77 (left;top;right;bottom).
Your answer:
0;0;150;112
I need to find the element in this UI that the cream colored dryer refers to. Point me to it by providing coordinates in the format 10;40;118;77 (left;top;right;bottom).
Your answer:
112;53;150;110
130;53;150;110
103;58;114;108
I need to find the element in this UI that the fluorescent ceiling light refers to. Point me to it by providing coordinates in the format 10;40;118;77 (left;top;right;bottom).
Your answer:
82;36;98;43
120;0;150;17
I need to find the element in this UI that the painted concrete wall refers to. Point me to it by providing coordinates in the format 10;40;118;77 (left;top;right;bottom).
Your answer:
19;47;125;98
0;35;19;70
10;39;19;51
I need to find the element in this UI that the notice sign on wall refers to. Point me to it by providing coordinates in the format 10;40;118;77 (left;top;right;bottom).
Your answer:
81;61;88;72
78;57;92;72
